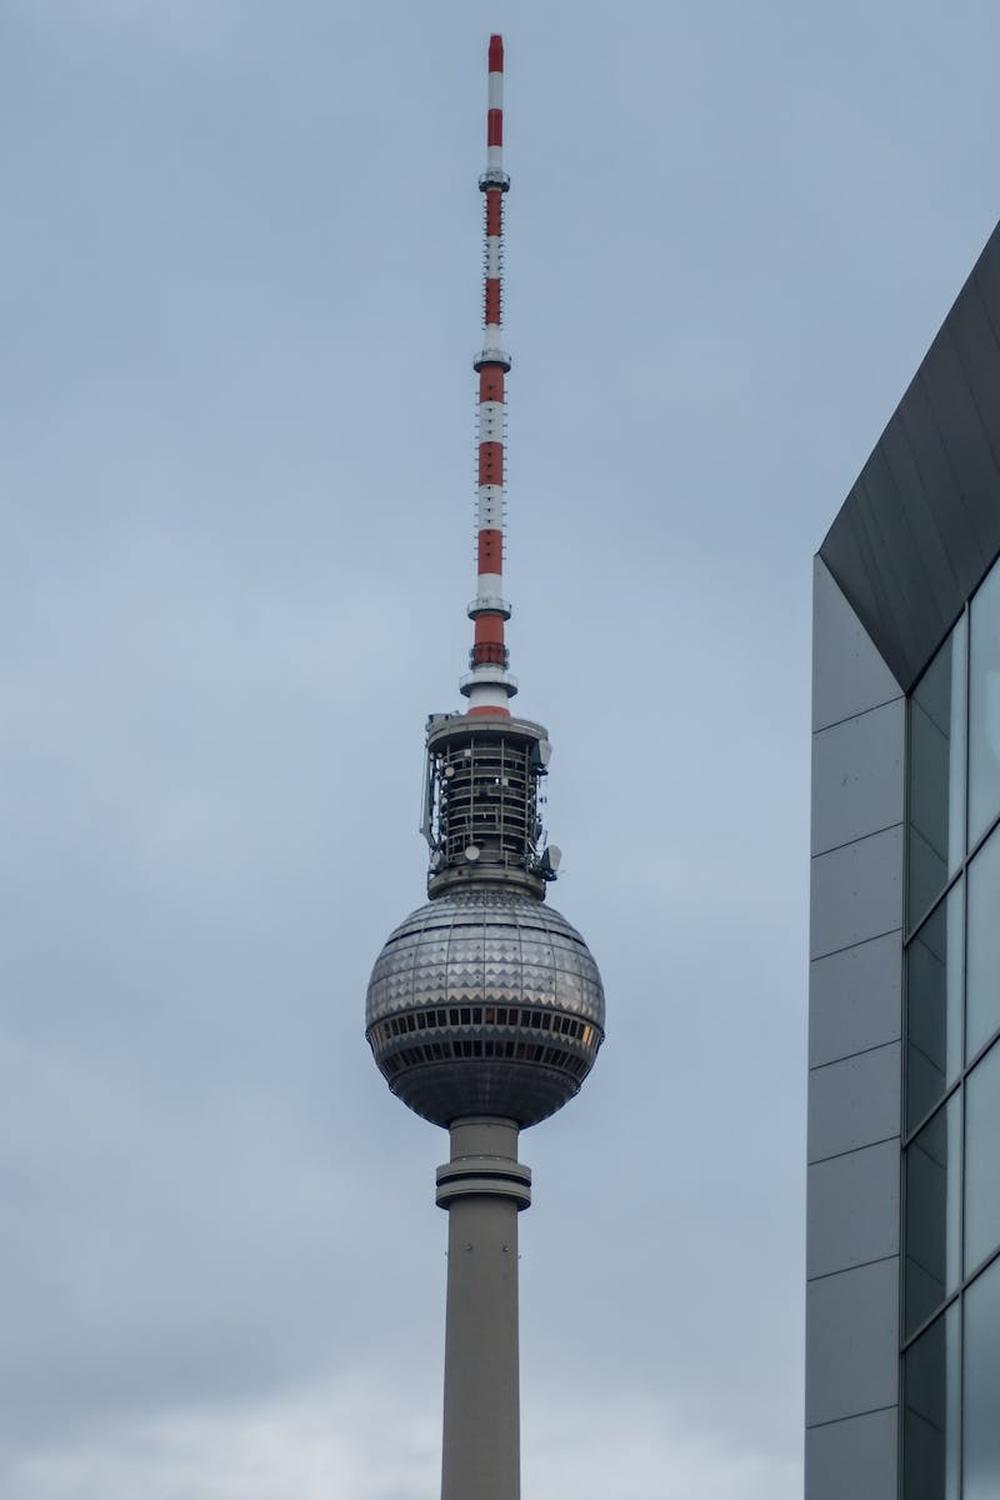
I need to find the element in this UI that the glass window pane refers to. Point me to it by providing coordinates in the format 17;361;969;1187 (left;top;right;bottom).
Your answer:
963;1256;1000;1500
969;561;1000;849
903;1304;960;1500
966;828;1000;1060
905;1096;961;1336
906;885;964;1131
964;1038;1000;1274
909;617;967;927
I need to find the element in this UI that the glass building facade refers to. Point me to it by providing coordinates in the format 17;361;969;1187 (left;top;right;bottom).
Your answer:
807;220;1000;1500
904;562;1000;1500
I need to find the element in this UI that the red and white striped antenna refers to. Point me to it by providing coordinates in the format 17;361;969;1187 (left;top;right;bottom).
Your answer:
461;33;516;718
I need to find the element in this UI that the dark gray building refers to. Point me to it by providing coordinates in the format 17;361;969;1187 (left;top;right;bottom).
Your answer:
807;222;1000;1499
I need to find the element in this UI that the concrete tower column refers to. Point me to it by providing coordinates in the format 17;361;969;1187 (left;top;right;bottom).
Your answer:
435;1117;532;1500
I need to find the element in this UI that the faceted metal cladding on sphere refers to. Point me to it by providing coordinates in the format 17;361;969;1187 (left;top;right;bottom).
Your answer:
366;887;605;1128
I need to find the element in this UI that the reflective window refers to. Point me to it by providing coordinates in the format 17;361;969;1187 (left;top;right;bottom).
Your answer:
963;1256;1000;1500
967;828;1000;1062
905;1096;961;1337
903;1304;960;1500
902;556;1000;1495
909;618;967;927
906;886;964;1132
969;563;1000;850
964;1039;1000;1275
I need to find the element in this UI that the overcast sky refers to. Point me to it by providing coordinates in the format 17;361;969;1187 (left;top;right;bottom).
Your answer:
2;2;999;1497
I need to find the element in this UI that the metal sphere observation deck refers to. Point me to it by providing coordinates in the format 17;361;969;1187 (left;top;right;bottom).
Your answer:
366;886;604;1128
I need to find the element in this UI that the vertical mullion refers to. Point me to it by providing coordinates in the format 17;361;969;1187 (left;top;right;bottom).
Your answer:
958;1093;966;1500
900;676;910;1500
958;600;971;1500
903;683;911;1133
962;600;971;1069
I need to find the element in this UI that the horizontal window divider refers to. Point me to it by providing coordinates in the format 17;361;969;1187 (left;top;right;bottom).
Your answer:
959;1239;1000;1296
808;1132;900;1168
811;926;903;965
807;1252;898;1285
810;821;904;863
810;1038;902;1075
812;694;904;737
965;801;1000;869
900;1246;1000;1353
963;1025;1000;1078
900;1289;962;1353
902;1032;1000;1147
805;1401;899;1432
904;865;964;943
814;819;905;861
902;1079;962;1147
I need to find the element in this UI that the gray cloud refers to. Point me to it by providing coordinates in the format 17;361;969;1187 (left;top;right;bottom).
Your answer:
4;0;1000;1493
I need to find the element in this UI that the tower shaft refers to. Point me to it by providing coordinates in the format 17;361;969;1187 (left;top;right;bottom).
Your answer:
436;1118;531;1500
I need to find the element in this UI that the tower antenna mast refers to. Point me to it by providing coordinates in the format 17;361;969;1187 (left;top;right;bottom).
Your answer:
464;33;515;718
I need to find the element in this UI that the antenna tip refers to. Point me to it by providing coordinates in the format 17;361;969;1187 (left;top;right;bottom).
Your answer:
488;34;504;71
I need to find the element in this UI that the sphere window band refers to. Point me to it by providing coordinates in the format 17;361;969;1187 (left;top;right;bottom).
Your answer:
380;1042;592;1078
368;1007;602;1086
369;1007;599;1045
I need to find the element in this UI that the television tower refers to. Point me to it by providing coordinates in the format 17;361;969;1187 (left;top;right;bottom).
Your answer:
365;36;605;1500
